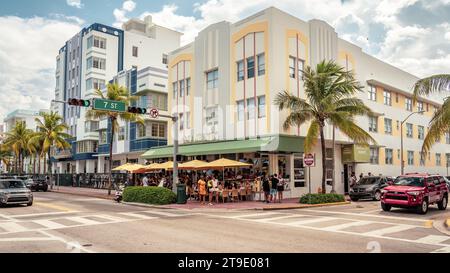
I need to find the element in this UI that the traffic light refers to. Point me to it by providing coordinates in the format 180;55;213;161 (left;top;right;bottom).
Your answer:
127;106;147;114
68;98;91;107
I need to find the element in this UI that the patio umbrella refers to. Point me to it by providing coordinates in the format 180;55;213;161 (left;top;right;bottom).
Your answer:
153;161;175;170
197;158;252;186
134;163;162;174
112;163;145;173
178;160;207;170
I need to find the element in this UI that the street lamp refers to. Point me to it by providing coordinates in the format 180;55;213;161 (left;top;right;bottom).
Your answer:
400;110;425;175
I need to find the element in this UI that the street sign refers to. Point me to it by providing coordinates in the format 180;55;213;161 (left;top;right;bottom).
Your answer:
149;108;159;118
93;99;126;112
304;153;315;167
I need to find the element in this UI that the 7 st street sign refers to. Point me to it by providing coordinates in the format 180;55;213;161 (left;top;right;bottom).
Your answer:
93;99;126;112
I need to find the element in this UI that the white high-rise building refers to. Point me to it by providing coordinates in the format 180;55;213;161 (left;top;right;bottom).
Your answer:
53;16;181;174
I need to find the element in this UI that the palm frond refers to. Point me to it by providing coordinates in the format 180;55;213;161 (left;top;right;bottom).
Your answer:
304;120;320;153
413;74;450;100
421;98;450;153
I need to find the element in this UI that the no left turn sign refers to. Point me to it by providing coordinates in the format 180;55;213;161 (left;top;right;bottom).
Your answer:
149;108;159;118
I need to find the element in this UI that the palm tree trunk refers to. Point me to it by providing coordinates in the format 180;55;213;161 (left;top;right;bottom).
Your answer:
108;117;115;196
37;153;41;174
43;154;46;175
47;150;52;189
33;155;36;175
319;124;327;194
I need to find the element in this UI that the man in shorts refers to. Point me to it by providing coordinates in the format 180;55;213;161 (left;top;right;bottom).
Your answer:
270;174;279;203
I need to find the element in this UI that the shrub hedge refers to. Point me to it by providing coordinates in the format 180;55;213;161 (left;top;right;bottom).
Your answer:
123;186;176;205
299;193;346;204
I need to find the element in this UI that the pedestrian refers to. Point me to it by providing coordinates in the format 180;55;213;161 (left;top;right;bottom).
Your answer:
277;175;284;203
349;172;357;188
270;174;279;203
359;173;364;180
198;176;207;205
262;174;271;204
368;172;372;177
142;175;149;187
207;176;215;205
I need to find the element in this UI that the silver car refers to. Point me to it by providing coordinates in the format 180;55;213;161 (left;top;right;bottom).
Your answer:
0;179;33;206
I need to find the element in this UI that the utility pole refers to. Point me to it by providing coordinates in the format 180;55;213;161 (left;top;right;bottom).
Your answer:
172;115;179;194
400;110;425;175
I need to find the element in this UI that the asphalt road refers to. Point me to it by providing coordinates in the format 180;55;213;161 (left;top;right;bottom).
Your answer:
0;192;449;253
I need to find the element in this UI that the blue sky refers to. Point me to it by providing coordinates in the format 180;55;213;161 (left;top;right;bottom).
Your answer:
0;0;449;122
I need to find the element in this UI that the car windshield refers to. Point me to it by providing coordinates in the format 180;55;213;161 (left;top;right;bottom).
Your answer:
358;177;379;185
0;180;27;189
393;177;425;187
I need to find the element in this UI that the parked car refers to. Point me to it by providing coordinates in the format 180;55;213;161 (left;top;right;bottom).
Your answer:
26;178;49;192
380;173;448;214
443;176;450;190
350;176;391;201
0;179;33;206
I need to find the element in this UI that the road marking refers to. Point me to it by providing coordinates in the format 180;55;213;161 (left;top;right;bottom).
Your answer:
362;225;414;236
415;235;450;245
94;214;128;223
35;202;75;212
0;222;28;233
66;217;101;225
141;210;195;217
254;215;306;223
226;212;281;219
300;209;430;222
11;211;80;219
321;221;373;231
37;230;96;253
431;246;450;253
0;237;60;242
33;219;66;229
362;209;383;214
286;217;337;226
118;212;158;220
424;220;433;228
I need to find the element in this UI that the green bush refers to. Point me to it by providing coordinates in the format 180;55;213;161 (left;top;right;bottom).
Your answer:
299;193;345;204
123;186;176;205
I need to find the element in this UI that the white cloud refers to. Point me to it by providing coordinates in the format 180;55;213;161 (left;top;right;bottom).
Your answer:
0;16;82;121
134;0;449;77
113;0;137;28
66;0;83;9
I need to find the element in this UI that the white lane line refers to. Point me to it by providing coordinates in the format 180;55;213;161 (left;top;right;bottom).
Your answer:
226;212;281;219
415;235;450;245
33;219;67;229
66;217;101;225
362;209;384;214
118;212;158;220
11;211;80;219
140;210;189;217
321;221;373;231
0;222;28;233
254;215;306;223
37;230;96;253
93;214;128;223
0;214;15;221
286;217;337;226
0;237;60;242
300;209;430;222
362;225;414;236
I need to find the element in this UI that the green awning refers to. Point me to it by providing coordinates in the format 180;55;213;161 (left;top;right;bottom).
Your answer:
141;135;304;159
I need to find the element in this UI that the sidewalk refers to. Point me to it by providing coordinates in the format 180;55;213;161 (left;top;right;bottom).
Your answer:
50;186;115;200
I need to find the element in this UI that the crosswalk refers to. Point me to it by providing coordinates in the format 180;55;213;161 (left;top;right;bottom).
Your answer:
0;210;194;236
213;211;450;253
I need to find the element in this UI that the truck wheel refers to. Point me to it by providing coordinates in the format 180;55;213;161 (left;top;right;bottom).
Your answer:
438;195;448;210
417;199;428;214
373;191;382;201
381;202;391;212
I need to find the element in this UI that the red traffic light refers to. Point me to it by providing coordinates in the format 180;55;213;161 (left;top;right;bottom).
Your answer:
68;98;91;107
128;107;147;114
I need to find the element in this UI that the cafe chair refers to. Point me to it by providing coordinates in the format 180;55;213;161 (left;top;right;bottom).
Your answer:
231;189;239;202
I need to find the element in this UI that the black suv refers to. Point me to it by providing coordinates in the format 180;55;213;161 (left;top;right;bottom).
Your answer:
350;176;392;201
27;178;49;192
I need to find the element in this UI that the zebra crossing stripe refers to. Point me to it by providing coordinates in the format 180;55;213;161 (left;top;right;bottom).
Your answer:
0;222;28;233
94;214;128;222
362;225;414;236
285;217;337;226
321;221;373;231
119;212;158;220
66;217;101;225
254;215;307;223
227;212;281;219
33;219;66;229
415;235;450;245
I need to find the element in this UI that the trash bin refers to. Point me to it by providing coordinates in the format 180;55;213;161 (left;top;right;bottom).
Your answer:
177;183;187;204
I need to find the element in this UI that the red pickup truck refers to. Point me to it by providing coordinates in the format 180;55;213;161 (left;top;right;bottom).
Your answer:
380;173;448;214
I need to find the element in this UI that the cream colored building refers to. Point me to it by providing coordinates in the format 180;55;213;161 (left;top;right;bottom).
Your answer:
142;7;450;197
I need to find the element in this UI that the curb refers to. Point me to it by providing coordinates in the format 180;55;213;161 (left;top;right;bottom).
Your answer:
121;202;175;209
258;201;351;211
49;189;114;200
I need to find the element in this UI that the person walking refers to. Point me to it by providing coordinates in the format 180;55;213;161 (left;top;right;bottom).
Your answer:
277;175;284;203
262;174;271;204
349;172;357;189
142;175;149;187
270;174;279;203
198;176;207;205
207;176;215;205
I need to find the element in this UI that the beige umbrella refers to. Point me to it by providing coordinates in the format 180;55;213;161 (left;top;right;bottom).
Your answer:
134;163;162;174
112;163;146;173
197;158;252;170
178;160;208;170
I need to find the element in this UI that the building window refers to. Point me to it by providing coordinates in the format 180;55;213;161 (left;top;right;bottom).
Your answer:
289;56;296;78
147;92;168;111
257;53;265;76
172;82;178;98
118;127;125;141
383;90;391;106
384;118;392;134
418;126;425;140
162;54;168;65
237;100;244;121
84;121;99;133
87;57;106;70
436;153;441;166
385;149;393;165
405;97;412;111
186;78;191;96
186;112;190;129
297;58;305;79
420;152;426;166
407;151;414;166
179;113;184;131
406;123;413;138
206;69;218;89
86;78;105;91
397;149;401;160
99;130;107;144
247;98;255;120
247;56;255;79
417;101;424;113
179;80;185;97
369;116;378;132
205;107;217;126
258;96;266;118
137;124;146;138
132;46;138;57
94;36;106;49
368;85;376;101
237;60;244;81
446;153;450;167
446;131;450;144
151;123;166;138
370;148;379;164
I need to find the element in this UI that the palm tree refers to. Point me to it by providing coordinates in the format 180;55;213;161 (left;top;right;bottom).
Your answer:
29;112;71;185
0;145;12;173
4;121;33;174
86;83;143;195
275;60;376;194
412;74;450;153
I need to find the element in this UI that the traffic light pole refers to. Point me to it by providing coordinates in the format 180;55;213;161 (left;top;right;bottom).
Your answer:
157;113;178;194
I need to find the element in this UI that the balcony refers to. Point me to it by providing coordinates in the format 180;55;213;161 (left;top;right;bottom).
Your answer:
52;149;73;160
